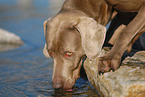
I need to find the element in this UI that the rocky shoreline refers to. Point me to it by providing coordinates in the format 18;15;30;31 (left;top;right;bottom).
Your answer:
84;49;145;97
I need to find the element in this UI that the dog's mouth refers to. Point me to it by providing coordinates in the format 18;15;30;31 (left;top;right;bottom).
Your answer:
63;78;76;90
54;87;73;93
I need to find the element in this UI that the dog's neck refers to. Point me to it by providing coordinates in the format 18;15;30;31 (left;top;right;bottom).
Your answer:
62;0;113;26
94;1;113;26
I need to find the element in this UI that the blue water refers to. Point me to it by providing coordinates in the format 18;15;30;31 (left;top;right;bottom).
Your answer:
0;0;99;96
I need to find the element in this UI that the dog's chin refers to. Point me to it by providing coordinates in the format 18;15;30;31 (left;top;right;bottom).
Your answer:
52;78;76;91
63;78;75;91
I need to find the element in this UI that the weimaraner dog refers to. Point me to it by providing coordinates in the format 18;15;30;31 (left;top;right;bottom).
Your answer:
43;0;145;90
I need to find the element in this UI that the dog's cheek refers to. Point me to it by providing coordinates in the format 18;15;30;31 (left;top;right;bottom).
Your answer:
73;59;83;80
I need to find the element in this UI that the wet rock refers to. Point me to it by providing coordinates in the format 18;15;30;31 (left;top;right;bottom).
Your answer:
84;50;145;97
0;28;23;52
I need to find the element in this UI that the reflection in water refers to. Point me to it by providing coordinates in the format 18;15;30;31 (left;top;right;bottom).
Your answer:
0;44;21;52
0;0;100;96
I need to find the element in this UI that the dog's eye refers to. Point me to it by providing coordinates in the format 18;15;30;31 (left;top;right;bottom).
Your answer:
64;51;73;57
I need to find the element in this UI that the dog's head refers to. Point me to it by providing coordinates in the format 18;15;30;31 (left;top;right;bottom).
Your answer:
43;12;106;90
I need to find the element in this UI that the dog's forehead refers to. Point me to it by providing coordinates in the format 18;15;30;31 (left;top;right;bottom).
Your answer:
46;15;76;36
46;17;81;52
45;12;86;52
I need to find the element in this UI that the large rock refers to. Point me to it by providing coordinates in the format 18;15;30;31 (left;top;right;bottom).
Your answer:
84;50;145;97
0;28;23;44
0;28;23;52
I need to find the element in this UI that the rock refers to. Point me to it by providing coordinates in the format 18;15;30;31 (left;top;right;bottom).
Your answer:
0;28;23;52
84;50;145;97
0;28;23;44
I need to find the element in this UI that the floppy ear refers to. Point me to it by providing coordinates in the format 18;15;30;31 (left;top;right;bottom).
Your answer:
43;19;50;58
74;17;106;59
